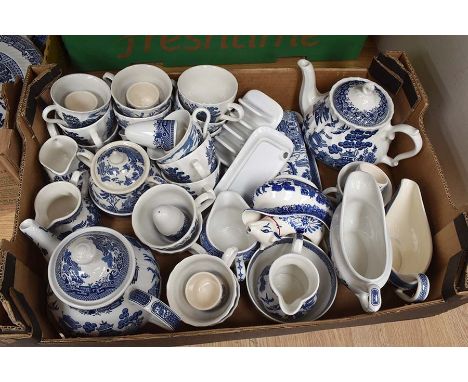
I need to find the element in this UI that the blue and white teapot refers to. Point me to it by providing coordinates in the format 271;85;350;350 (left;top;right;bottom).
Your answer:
298;59;423;169
19;221;181;336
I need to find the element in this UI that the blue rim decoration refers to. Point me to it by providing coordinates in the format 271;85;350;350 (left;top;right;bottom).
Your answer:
0;35;42;65
332;80;389;127
54;232;131;303
0;52;23;83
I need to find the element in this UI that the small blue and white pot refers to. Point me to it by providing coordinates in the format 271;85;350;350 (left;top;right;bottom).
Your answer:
256;236;320;320
42;73;111;129
19;224;181;336
298;59;423;169
78;141;165;216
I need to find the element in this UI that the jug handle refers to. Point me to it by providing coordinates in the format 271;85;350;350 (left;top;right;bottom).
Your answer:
76;148;95;168
322;186;340;204
70;170;89;197
394;273;430;303
221;246;239;268
234;254;246;282
194;190;216;213
47;122;59;137
291;233;304;255
128;289;181;331
381;124;423;167
358;285;381;313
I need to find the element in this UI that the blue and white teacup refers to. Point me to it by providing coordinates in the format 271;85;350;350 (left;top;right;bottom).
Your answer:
123;119;178;151
55;106;116;149
114;101;172;130
42;73;111;129
177;65;244;124
103;64;173;118
256;234;320;320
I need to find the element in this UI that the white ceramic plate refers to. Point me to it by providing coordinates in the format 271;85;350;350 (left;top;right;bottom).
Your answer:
214;127;293;203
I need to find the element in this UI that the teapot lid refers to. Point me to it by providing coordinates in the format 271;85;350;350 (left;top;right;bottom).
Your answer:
330;78;392;128
93;141;150;194
48;227;136;309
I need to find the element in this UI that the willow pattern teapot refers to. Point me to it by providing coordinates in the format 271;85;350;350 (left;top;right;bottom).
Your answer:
298;59;423;169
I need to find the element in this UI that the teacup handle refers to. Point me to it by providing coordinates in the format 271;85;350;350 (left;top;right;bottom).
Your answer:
221;246;238;268
394;273;430;303
69;170;89;197
191;159;210;179
192;107;211;138
219;103;244;122
42;105;65;125
380;124;423;167
188;242;206;255
357;285;381;313
102;72;115;87
89;128;104;149
76;148;95;168
322;187;340;204
128;288;181;331
46;122;59;137
194;189;216;213
145;174;167;187
291;233;304;255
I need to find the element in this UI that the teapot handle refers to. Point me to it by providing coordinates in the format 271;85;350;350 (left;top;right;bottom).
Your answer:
128;289;181;331
394;273;430;303
380;124;423;167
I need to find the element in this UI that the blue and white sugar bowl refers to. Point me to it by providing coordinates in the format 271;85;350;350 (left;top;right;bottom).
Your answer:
77;140;164;216
19;222;181;336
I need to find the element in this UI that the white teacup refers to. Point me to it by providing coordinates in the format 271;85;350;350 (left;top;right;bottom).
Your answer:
103;64;172;118
114;102;172;130
166;247;240;327
42;74;111;129
158;134;218;183
126;81;160;109
323;161;392;205
177;65;244;123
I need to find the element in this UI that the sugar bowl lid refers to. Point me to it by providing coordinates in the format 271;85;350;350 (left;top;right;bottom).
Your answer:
92;141;150;194
330;78;392;128
48;227;136;309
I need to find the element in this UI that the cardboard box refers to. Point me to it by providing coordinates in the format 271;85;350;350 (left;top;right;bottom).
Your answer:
60;35;367;71
0;53;467;346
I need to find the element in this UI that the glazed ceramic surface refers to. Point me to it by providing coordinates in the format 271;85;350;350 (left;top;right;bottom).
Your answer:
246;237;337;323
386;179;432;302
56;106;115;148
103;64;173;118
124;119;177;151
114;102;172;130
152;205;191;241
247;175;334;227
214;127;294;203
330;171;392;313
166;249;240;327
42;74;111;129
158;134;217;183
298;59;423;169
74;123;120;153
177;65;243;123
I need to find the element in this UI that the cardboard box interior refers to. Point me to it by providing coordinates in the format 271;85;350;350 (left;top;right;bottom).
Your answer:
1;52;467;345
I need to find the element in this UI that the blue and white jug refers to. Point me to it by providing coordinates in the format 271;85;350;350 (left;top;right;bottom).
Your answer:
298;59;423;169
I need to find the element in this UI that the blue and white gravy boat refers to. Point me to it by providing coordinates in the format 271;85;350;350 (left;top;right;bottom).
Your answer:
18;224;181;336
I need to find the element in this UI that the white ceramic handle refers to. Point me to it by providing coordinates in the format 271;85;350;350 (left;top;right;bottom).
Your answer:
128;289;181;331
42;105;64;125
89;128;104;149
192;107;211;138
219;103;244;122
291;233;304;255
380;124;423;167
358;285;381;313
188;242;206;255
191;159;210;179
395;273;430;303
69;170;89;197
145;174;166;187
234;255;246;282
46;122;59;137
221;246;238;267
102;72;115;87
322;186;340;204
194;190;216;213
76;148;95;168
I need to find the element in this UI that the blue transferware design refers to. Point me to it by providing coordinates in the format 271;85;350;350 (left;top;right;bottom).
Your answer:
370;287;380;307
62;129;90;145
47;235;163;336
153;119;176;151
96;146;145;188
0;52;23;83
118;97;172;119
0;35;42;65
206;138;218;173
163;166;192;183
178;92;221;122
30;35;48;52
257;265;318;321
333;80;388;127
390;272;430;303
0;96;5;128
157;122;203;165
62;108;105;129
166;213;191;241
53;196;101;240
54;232;131;302
253;177;334;227
276;111;315;184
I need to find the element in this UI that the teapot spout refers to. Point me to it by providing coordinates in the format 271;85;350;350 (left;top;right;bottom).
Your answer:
19;219;60;262
297;59;320;116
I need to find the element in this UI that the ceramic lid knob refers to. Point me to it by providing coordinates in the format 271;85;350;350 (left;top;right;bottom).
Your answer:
152;205;188;237
69;240;99;265
108;151;126;165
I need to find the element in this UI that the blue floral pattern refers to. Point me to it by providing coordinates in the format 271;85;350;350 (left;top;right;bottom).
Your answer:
157;123;203;164
0;36;42;65
178;93;220;122
153;119;176;151
62;108;104;129
0;52;23;83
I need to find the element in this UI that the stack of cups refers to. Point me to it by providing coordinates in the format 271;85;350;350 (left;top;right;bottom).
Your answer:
42;74;118;151
105;64;174;134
